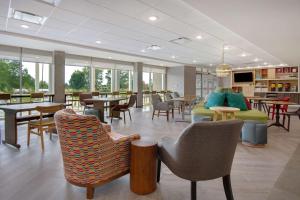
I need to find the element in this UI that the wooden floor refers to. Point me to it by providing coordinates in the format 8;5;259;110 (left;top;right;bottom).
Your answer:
0;106;300;200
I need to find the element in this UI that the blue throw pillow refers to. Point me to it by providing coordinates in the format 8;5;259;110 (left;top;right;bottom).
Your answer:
226;93;248;111
204;92;226;108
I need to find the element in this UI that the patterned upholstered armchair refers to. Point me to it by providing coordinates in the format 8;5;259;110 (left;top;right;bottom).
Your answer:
54;109;140;199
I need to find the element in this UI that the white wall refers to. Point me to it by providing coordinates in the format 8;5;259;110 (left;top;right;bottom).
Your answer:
167;67;184;96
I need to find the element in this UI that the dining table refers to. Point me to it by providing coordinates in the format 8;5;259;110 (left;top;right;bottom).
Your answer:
247;96;279;111
11;93;55;102
171;96;195;122
265;101;297;130
83;97;128;123
0;102;66;149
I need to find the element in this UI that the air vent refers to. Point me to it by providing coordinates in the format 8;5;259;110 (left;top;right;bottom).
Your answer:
169;37;191;45
10;9;47;25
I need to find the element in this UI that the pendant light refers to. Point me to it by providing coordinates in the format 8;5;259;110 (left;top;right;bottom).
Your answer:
216;44;231;77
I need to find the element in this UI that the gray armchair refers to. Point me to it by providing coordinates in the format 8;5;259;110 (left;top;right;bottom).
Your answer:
157;120;244;200
152;94;174;121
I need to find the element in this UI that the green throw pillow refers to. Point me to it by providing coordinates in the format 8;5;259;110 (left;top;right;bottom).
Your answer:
204;92;226;108
226;93;248;111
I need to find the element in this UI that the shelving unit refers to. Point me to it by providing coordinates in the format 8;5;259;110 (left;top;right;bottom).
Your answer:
231;66;300;103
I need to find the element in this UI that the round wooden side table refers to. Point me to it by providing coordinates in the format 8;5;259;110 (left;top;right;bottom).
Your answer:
130;139;157;195
210;106;240;121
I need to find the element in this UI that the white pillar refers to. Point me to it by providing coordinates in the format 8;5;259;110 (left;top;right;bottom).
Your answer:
90;67;95;92
135;62;143;107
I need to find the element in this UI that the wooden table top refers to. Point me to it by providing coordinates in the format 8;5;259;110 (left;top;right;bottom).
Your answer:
0;102;64;112
10;93;55;98
84;97;127;102
210;106;240;112
247;97;279;101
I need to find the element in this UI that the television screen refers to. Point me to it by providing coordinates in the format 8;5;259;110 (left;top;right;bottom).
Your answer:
234;72;253;83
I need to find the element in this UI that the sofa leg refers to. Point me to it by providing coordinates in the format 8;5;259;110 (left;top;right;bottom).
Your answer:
191;181;196;200
223;175;234;200
157;159;161;183
87;186;95;199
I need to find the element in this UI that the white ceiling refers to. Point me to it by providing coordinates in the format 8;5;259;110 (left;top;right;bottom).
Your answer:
0;0;292;67
183;0;300;66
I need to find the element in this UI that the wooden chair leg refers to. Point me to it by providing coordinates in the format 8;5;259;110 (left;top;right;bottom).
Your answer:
40;128;45;151
223;175;234;200
191;181;196;200
157;159;161;183
158;110;160;117
152;110;155;120
86;186;95;199
172;109;174;118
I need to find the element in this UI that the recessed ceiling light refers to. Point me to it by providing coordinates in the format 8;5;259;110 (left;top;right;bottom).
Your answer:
263;62;268;65
196;35;202;39
241;53;247;57
171;55;176;59
209;64;213;66
148;16;158;21
95;40;101;44
224;46;229;50
193;60;197;63
141;49;146;53
21;24;29;29
254;58;259;62
147;45;161;51
108;57;112;59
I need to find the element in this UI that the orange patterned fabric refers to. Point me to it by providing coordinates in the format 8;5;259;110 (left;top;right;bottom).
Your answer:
54;109;140;185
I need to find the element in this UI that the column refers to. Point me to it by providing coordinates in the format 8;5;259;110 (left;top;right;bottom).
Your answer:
35;63;39;91
112;69;120;91
134;62;143;107
53;51;65;103
184;66;196;97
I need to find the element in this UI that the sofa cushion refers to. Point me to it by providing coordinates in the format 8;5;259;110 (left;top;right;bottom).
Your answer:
204;92;225;108
226;93;248;111
192;106;268;123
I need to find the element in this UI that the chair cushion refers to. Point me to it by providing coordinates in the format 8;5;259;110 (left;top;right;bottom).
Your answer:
29;118;55;126
204;92;225;108
226;93;248;111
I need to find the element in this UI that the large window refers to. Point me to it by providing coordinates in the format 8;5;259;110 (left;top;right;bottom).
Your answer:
94;68;111;92
22;62;50;93
119;70;130;92
65;65;90;92
0;59;21;94
143;72;152;91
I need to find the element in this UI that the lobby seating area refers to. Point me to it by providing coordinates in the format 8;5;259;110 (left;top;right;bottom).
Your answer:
0;1;300;200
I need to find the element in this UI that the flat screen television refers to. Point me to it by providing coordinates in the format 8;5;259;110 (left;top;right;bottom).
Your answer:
234;72;253;83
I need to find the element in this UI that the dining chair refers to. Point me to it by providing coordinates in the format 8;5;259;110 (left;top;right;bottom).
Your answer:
165;93;181;114
30;92;44;103
268;97;290;120
71;92;81;108
0;93;11;104
27;104;64;151
54;109;140;199
110;94;136;123
91;91;100;97
112;91;120;97
157;120;244;200
283;107;300;131
79;93;93;112
151;94;174;121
